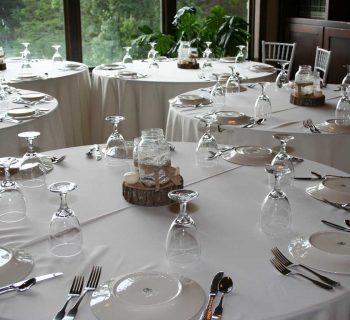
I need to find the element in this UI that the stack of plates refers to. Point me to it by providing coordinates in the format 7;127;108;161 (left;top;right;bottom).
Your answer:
91;271;205;320
222;146;275;166
118;70;138;78
306;177;350;204
219;57;237;63
316;119;350;134
7;108;36;118
289;231;350;274
99;64;125;71
176;94;210;106
16;73;39;80
0;246;33;287
215;111;252;125
20;92;46;102
249;64;275;73
63;62;82;69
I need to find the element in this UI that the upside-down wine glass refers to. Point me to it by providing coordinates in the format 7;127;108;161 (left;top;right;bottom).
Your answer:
335;84;350;124
52;45;63;63
20;42;32;72
275;62;289;89
271;134;295;185
260;164;292;237
254;82;271;120
201;42;213;80
166;189;200;267
18;131;46;188
149;50;159;71
48;181;82;257
0;157;26;223
225;65;241;96
105;116;127;166
147;42;157;60
122;46;133;64
341;65;350;89
235;45;246;63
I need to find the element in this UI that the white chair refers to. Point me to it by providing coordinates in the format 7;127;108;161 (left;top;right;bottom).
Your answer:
314;46;332;87
261;41;296;80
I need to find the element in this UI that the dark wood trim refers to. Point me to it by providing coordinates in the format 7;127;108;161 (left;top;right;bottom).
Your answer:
161;0;176;34
287;17;350;29
63;0;82;62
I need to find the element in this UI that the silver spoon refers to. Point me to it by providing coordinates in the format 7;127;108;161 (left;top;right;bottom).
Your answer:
51;155;66;164
213;277;233;319
345;220;350;228
241;118;265;128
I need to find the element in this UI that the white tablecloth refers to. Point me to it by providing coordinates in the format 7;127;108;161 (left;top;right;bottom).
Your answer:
90;60;275;143
2;59;91;146
0;142;349;320
165;84;350;173
0;90;64;157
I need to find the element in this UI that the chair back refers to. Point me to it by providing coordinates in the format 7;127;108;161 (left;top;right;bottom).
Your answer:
261;41;296;80
314;46;331;87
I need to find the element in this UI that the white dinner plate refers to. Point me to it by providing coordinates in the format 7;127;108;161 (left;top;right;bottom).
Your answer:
215;111;252;125
219;57;237;63
20;92;46;101
249;64;275;72
91;271;206;320
316;119;350;134
118;70;138;77
7;107;36;118
16;73;38;79
63;62;82;69
0;246;34;287
222;146;275;166
289;231;350;274
306;177;350;204
99;64;126;70
177;94;206;105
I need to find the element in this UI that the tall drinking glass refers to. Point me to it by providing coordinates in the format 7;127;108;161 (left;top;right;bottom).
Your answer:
48;181;82;257
166;189;200;267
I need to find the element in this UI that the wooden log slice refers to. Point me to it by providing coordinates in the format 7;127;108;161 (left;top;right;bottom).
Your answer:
290;93;325;106
122;175;184;207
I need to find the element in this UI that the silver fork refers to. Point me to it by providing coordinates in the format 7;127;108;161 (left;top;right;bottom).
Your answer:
270;257;333;290
53;276;84;320
271;247;340;287
63;266;102;320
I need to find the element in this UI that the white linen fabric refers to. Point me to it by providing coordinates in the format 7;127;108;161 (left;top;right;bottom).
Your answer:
2;59;91;147
0;95;64;157
90;60;275;143
0;143;349;320
166;84;350;173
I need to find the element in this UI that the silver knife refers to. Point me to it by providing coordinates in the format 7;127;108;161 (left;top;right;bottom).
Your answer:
0;272;63;295
200;271;224;320
321;220;350;232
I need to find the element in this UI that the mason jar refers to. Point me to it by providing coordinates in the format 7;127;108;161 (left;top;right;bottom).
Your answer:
178;41;190;64
138;128;171;187
294;65;314;96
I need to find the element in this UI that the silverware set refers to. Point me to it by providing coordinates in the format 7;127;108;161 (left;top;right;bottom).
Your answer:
294;170;350;181
241;117;266;128
57;265;101;320
270;247;340;290
321;219;350;231
303;118;321;133
86;145;102;161
200;271;233;320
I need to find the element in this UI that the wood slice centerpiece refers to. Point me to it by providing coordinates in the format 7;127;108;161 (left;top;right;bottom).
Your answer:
290;82;325;106
122;165;183;206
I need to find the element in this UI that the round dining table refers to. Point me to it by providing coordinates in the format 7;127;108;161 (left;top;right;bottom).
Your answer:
165;84;350;173
2;59;91;147
90;59;275;144
0;88;64;157
0;142;349;320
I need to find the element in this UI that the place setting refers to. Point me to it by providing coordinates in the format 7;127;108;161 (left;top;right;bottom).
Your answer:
172;94;212;110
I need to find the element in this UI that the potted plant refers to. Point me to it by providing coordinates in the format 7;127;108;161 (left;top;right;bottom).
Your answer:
132;5;250;58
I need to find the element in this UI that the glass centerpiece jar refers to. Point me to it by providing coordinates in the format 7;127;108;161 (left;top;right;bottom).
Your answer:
177;41;190;65
294;65;314;96
137;129;171;187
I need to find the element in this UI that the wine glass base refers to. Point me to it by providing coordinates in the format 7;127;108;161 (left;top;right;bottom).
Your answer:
49;243;82;258
0;210;26;223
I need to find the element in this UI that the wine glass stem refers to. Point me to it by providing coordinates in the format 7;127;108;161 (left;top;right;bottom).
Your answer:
177;201;190;224
59;193;70;214
273;174;282;193
27;138;34;154
280;141;287;154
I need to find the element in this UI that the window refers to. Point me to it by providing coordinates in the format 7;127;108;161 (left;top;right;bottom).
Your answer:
0;0;65;59
80;0;161;66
